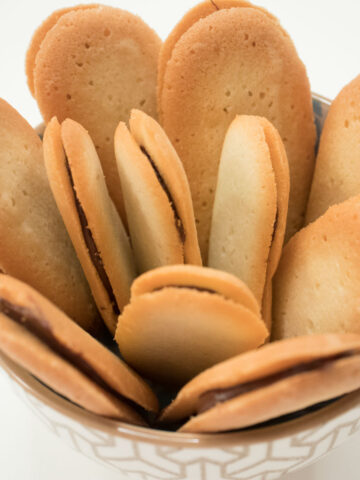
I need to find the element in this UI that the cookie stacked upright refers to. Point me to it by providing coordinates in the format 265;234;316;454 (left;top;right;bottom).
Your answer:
43;117;136;335
0;99;99;332
4;0;356;435
159;1;316;257
208;115;289;330
306;75;360;223
29;5;161;222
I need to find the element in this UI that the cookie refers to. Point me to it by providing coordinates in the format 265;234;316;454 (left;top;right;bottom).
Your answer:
273;195;360;340
114;109;202;273
160;7;315;258
115;265;268;385
34;6;161;222
43;117;136;335
131;264;260;315
25;4;98;97
0;274;158;423
160;334;360;432
157;0;279;115
208;116;289;331
306;75;360;223
0;98;98;332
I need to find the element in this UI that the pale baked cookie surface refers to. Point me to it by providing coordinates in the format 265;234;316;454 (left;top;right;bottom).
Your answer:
306;75;360;223
34;6;161;221
160;7;315;257
273;195;360;340
208;115;289;332
0;99;98;332
209;115;276;302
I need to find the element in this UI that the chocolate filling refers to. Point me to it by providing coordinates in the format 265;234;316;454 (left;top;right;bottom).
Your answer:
153;285;217;295
271;210;278;243
0;298;143;414
198;350;359;414
140;146;186;244
64;156;119;316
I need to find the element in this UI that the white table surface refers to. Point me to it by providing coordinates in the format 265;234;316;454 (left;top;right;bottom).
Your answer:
0;0;360;478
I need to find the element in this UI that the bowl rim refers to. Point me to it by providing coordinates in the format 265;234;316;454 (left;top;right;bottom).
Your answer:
3;348;360;448
4;92;359;450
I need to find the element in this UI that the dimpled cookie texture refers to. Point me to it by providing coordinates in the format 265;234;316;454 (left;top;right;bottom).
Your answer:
157;0;279;113
25;4;99;97
306;75;360;223
33;6;161;222
208;115;289;332
160;7;315;259
0;99;99;333
115;265;268;386
273;195;360;340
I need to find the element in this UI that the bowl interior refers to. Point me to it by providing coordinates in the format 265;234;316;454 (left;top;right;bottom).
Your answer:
3;93;358;449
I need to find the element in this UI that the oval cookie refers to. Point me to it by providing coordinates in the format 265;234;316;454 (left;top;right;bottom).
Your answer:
43;117;136;335
208;115;289;331
273;195;360;340
0;98;98;332
115;110;201;273
160;334;360;432
34;6;161;222
25;4;99;97
160;7;315;258
0;274;158;422
306;75;360;223
116;265;267;385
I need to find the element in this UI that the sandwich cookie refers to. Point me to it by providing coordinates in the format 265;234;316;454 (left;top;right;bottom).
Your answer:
208;116;289;331
34;6;161;222
115;109;202;273
157;0;280;115
25;4;98;97
0;275;158;423
273;195;360;340
160;334;360;432
0;99;98;332
306;75;360;223
43;117;136;335
160;7;315;258
115;265;268;386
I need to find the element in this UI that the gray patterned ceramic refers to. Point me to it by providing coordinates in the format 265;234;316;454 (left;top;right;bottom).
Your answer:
3;95;360;480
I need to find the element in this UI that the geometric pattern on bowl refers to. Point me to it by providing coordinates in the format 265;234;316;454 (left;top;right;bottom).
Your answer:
8;369;360;480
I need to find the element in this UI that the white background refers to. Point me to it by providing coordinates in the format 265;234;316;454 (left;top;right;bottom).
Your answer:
0;0;360;478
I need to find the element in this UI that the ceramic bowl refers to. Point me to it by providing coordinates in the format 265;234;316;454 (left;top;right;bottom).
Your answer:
2;94;360;480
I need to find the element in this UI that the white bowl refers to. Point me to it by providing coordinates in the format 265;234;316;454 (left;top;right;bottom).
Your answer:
3;94;358;480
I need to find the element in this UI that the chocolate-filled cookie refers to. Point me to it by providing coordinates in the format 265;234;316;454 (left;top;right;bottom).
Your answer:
0;275;158;423
208;115;289;331
43;117;136;335
160;334;360;432
115;110;201;273
116;265;267;385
